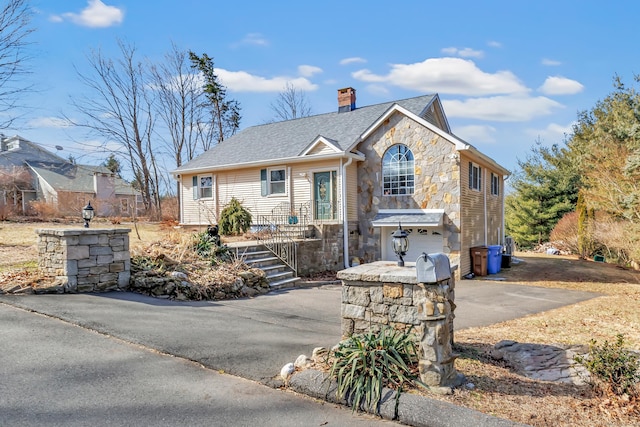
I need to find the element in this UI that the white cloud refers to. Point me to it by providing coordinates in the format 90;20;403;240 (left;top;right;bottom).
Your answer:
526;122;575;142
364;84;390;96
542;58;562;66
298;65;322;77
352;58;528;96
340;57;367;65
442;95;564;122
51;0;124;28
441;47;484;58
232;33;269;48
27;117;72;128
216;69;318;92
538;76;584;95
487;41;502;48
454;125;497;143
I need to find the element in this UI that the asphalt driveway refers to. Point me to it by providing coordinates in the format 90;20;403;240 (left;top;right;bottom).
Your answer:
0;280;599;385
0;280;599;426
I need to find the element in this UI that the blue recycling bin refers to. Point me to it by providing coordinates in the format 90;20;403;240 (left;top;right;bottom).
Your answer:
487;245;502;274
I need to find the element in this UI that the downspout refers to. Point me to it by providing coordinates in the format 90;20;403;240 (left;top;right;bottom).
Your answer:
288;166;293;211
502;175;509;245
342;157;353;269
483;167;488;245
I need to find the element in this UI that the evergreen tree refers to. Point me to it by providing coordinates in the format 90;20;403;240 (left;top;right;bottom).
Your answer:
188;52;241;144
568;75;640;222
103;153;122;177
505;141;580;248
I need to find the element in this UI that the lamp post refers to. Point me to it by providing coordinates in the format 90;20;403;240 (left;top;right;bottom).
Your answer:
82;202;95;228
391;222;409;267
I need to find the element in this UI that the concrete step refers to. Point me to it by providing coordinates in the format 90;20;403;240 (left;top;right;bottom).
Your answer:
245;256;281;268
240;250;272;261
268;276;301;290
266;270;294;282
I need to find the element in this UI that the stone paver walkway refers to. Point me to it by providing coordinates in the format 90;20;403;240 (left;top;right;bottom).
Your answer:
491;340;589;385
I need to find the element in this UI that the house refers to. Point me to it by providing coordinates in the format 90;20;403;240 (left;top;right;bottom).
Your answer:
0;135;140;217
172;88;509;278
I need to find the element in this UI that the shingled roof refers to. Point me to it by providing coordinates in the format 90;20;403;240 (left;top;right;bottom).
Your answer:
27;161;137;195
173;94;439;174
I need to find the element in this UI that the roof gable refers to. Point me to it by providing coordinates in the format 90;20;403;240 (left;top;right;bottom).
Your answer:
299;136;342;156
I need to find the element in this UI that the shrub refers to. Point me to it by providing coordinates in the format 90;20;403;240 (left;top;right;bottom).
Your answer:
29;200;61;220
574;334;640;398
549;211;579;254
329;326;424;414
218;198;252;235
192;231;232;264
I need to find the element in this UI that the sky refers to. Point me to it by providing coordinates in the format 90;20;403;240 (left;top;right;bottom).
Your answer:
7;0;640;183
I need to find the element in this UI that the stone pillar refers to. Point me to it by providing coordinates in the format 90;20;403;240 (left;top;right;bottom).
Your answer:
37;228;131;293
337;261;464;390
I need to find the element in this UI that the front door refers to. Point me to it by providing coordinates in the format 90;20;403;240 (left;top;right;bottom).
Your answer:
313;171;337;220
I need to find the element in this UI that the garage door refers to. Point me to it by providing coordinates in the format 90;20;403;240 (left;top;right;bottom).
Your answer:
381;226;444;263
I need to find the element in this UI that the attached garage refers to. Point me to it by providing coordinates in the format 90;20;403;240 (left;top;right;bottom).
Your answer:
373;209;445;263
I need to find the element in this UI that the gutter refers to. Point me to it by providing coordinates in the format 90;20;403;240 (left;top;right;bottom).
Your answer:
171;152;365;178
341;157;353;269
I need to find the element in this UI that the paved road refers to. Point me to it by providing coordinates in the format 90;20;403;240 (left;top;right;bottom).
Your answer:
0;281;598;426
0;300;398;427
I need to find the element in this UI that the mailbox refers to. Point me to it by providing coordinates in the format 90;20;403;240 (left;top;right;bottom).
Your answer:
416;252;451;283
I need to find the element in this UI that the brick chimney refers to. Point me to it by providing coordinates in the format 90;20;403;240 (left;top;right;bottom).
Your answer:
338;87;356;112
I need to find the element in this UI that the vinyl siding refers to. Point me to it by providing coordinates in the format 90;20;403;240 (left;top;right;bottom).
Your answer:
459;153;505;276
179;158;347;225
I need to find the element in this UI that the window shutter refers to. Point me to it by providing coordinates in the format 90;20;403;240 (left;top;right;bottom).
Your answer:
192;176;198;200
479;167;482;191
260;169;267;196
468;162;473;189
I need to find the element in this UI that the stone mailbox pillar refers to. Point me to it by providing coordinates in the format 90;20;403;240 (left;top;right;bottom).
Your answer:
37;228;131;293
337;258;464;390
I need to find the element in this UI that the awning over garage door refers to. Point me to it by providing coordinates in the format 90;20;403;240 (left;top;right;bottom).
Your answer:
371;209;444;227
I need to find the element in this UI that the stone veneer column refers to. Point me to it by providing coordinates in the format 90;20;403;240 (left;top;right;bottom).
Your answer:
37;228;131;293
337;261;464;390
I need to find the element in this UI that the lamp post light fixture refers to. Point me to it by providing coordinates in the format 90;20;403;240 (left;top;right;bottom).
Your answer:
82;202;95;228
391;222;409;267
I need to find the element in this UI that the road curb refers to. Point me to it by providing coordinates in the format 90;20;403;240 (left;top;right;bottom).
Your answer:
288;369;529;427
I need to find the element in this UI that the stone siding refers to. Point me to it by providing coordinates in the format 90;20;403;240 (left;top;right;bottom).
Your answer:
355;112;461;272
297;222;359;275
337;261;463;389
37;228;131;293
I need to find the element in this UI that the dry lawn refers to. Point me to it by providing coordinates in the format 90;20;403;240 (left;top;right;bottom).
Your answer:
0;219;174;271
441;253;640;426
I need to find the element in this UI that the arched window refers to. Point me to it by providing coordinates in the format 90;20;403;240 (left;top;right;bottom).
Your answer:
382;144;414;195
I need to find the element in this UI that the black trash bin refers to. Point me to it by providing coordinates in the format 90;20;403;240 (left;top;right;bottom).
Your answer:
501;253;512;268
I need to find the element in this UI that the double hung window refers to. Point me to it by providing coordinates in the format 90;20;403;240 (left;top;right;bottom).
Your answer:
469;163;482;191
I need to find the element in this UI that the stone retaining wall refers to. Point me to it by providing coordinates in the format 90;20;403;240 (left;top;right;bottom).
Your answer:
37;228;131;293
337;261;463;389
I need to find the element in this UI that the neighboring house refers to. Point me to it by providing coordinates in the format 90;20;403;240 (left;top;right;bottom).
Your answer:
0;135;140;217
172;88;509;277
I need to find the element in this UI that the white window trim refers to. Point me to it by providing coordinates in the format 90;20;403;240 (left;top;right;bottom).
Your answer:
469;162;482;192
490;172;500;196
267;166;287;197
199;174;213;199
382;144;415;196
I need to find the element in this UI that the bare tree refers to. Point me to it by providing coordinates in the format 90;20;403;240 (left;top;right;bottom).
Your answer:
69;40;161;218
269;81;312;122
0;0;34;128
149;43;212;168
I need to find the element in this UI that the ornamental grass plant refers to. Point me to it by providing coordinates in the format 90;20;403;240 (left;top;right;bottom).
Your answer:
328;326;425;414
